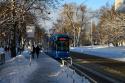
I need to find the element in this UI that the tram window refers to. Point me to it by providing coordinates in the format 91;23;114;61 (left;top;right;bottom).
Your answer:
49;42;56;50
56;39;69;51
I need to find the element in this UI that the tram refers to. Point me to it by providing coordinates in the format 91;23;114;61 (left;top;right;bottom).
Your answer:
48;33;70;59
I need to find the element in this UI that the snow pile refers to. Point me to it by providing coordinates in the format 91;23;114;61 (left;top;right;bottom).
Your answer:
0;55;38;83
0;47;4;53
56;66;90;83
21;50;31;59
70;46;125;62
48;66;90;83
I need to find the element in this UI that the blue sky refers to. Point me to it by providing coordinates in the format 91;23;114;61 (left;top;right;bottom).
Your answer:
63;0;114;10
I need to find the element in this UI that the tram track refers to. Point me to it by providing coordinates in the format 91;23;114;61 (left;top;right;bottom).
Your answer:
70;62;122;83
69;51;125;83
64;60;122;83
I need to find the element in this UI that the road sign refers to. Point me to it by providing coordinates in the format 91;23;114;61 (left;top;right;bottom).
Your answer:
115;0;125;13
26;25;35;38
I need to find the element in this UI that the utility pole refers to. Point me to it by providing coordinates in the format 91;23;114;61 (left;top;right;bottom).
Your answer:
11;0;16;57
91;19;93;47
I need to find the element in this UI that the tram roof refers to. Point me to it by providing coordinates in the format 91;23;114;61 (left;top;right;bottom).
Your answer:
49;34;69;41
52;34;69;37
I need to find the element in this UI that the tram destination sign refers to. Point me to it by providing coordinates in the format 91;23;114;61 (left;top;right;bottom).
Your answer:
58;37;69;41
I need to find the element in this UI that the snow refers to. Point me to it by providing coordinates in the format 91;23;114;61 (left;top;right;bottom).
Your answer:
21;50;31;59
56;66;90;83
70;46;125;61
0;52;38;83
2;45;125;83
0;48;4;53
0;49;91;83
48;64;90;83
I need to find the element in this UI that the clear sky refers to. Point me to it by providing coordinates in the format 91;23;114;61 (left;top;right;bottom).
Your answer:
63;0;115;10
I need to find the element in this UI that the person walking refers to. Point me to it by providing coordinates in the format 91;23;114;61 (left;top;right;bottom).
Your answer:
36;45;40;58
31;45;36;59
17;46;21;54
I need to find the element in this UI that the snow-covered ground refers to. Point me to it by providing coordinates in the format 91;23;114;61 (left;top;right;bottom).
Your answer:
0;48;4;53
70;45;125;62
0;50;38;83
0;49;91;83
52;66;90;83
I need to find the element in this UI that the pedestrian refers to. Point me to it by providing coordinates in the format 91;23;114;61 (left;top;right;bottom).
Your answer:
6;45;9;52
31;45;36;59
7;45;9;52
4;46;7;52
17;46;21;54
36;45;40;58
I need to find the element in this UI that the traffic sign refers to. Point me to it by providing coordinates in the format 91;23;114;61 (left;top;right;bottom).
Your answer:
26;25;35;38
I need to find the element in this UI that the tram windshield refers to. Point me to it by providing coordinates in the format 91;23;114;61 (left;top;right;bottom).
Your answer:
56;38;69;51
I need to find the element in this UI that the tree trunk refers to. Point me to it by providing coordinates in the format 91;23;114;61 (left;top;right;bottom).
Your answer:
11;0;17;57
10;22;17;57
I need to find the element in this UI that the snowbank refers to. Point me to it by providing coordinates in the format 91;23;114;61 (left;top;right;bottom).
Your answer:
70;46;125;62
0;55;38;83
21;50;31;58
0;47;4;53
51;66;90;83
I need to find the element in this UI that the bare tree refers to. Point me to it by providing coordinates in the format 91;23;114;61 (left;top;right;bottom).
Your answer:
98;5;125;46
0;0;61;57
53;3;88;46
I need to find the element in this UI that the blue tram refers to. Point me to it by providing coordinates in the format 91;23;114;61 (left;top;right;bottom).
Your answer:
48;33;70;59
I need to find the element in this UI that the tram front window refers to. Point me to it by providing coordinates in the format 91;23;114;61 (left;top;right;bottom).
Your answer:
56;38;69;51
